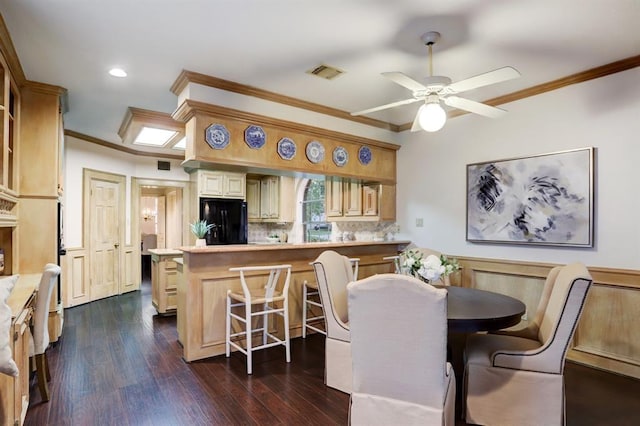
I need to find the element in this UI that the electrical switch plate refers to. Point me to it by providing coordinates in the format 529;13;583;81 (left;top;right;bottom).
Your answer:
416;218;424;227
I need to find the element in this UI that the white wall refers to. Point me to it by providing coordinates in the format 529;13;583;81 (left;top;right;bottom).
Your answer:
64;136;190;248
396;67;640;269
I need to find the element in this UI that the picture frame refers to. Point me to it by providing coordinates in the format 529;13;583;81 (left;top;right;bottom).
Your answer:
466;147;594;247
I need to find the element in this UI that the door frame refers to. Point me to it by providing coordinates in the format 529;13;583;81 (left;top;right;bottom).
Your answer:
83;168;126;296
132;177;192;278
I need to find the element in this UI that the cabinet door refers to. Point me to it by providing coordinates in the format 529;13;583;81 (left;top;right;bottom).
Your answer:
363;185;379;216
260;176;279;218
343;180;362;216
379;184;396;221
199;171;224;197
246;179;261;219
325;177;343;217
224;173;246;199
13;305;32;426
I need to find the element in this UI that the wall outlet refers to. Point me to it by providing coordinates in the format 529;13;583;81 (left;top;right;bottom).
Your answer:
415;218;424;227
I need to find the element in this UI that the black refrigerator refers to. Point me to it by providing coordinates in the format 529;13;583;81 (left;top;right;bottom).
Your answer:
199;198;248;245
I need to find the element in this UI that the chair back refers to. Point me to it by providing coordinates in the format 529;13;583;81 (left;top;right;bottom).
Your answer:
493;262;592;374
530;266;562;333
312;250;354;336
33;264;61;355
348;273;449;408
229;264;291;302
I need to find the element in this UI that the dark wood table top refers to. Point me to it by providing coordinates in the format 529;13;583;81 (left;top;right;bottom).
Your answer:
442;285;526;333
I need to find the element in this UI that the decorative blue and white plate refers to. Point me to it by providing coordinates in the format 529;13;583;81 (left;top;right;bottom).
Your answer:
244;125;266;149
277;137;296;160
333;146;348;167
305;140;325;164
205;124;230;150
358;145;372;165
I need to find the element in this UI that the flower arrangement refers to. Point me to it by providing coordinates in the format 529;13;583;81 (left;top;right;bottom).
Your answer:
400;249;460;283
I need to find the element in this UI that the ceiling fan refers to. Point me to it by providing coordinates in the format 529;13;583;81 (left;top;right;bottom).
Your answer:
351;31;521;132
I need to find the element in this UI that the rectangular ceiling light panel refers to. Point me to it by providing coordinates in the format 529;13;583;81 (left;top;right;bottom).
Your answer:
134;126;178;146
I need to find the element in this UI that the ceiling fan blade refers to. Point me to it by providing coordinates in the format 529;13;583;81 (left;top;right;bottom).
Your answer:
447;66;520;93
410;105;424;132
382;72;427;92
350;97;421;116
444;96;507;118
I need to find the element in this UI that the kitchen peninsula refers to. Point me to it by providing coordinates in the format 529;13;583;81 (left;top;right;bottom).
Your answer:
176;240;410;361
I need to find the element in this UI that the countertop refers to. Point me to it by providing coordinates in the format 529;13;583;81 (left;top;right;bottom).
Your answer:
148;248;183;256
179;240;411;254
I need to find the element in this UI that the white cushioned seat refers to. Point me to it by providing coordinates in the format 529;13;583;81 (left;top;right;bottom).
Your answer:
464;262;592;426
347;273;455;425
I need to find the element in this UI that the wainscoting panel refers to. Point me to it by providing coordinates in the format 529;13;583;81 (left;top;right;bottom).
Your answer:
456;256;640;379
121;245;139;293
62;248;90;308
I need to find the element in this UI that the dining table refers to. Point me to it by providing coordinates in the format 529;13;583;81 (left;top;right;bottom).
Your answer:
440;284;526;419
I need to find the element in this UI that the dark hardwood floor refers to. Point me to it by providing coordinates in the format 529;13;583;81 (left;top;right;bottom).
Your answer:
24;280;640;425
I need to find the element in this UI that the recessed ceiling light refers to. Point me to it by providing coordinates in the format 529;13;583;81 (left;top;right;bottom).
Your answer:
134;126;177;146
109;68;127;78
172;137;186;150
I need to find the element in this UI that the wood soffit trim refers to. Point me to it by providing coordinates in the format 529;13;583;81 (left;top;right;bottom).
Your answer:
23;80;67;96
171;69;399;132
65;129;184;160
173;55;640;133
117;107;185;139
172;99;400;151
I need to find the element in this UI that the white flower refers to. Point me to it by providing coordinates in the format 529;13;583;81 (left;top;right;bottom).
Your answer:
417;254;445;282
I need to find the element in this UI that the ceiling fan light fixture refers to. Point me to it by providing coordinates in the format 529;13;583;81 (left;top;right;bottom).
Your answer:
417;97;447;132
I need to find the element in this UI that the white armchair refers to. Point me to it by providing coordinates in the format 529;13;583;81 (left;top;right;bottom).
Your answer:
464;262;592;426
312;250;355;393
347;273;455;425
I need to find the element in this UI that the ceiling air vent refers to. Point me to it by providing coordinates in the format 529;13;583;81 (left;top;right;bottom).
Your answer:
157;161;171;171
306;64;345;80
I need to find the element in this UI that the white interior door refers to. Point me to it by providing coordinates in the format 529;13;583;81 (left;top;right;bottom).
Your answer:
90;179;120;301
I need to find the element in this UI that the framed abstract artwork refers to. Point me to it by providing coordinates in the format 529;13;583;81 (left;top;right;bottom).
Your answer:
466;147;594;247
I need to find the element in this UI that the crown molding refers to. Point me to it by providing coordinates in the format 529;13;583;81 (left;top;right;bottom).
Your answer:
171;69;400;132
173;53;640;134
65;129;184;160
22;80;67;96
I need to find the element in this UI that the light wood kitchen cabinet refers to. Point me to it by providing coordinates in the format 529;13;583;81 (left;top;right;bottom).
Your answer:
363;184;378;216
343;179;362;216
247;175;294;223
246;178;261;219
150;249;182;315
325;176;344;217
195;170;246;199
326;177;396;221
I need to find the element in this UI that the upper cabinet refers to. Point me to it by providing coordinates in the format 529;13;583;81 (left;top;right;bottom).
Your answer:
195;170;246;199
0;52;18;195
247;175;295;223
326;177;395;222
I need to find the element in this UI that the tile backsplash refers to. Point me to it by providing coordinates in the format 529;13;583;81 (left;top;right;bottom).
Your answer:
248;221;399;244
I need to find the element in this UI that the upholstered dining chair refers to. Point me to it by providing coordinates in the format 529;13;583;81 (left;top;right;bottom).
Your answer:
302;257;359;338
347;273;455;425
492;265;562;340
312;250;355;393
463;262;592;426
30;263;61;402
226;264;292;374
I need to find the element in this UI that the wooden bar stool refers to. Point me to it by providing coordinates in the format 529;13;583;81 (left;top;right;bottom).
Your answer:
226;264;292;374
302;257;359;338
